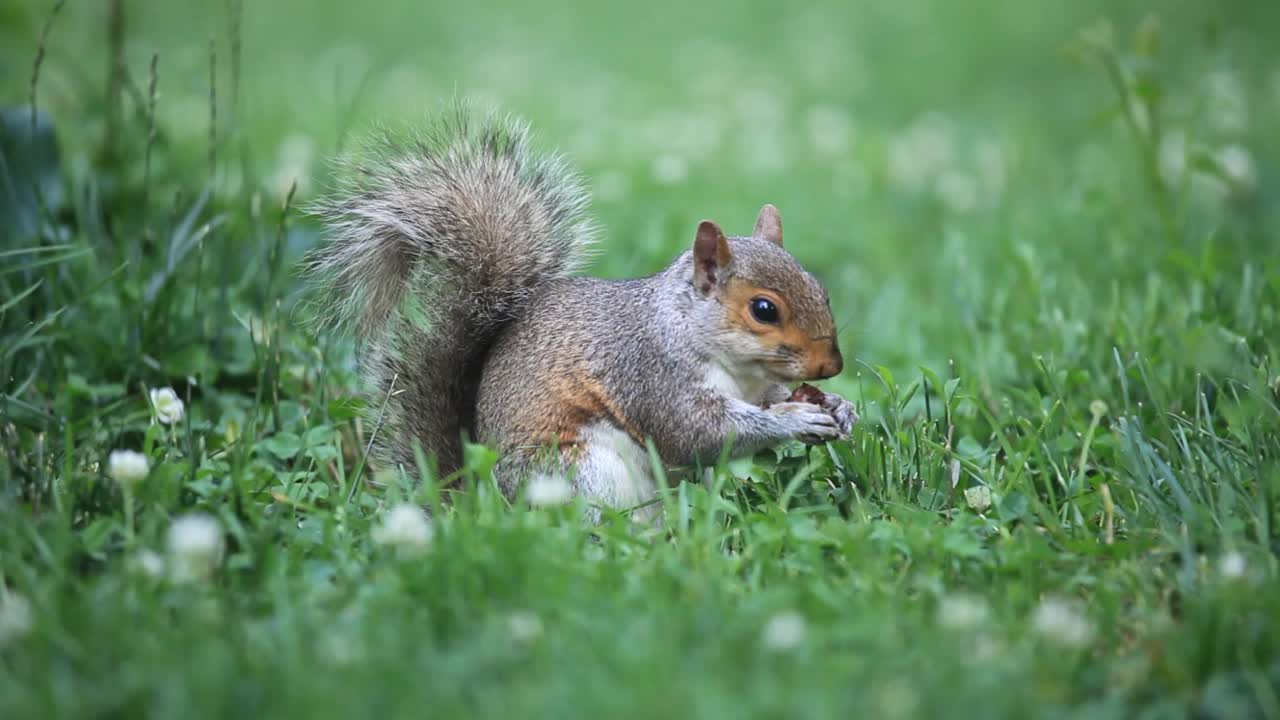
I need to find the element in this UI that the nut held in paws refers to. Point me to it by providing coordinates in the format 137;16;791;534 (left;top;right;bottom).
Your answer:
789;383;825;404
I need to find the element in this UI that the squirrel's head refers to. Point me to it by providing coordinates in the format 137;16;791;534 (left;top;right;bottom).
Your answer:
688;205;843;383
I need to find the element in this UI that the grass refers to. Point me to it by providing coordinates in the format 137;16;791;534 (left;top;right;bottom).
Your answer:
2;0;1280;717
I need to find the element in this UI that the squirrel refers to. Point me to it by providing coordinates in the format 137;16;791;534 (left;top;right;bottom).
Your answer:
309;109;857;517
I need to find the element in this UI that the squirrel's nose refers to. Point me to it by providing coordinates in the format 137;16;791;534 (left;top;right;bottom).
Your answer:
813;346;843;379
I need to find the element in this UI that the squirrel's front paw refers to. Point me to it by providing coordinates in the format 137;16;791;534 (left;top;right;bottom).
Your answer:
768;401;841;445
819;392;859;438
784;384;858;440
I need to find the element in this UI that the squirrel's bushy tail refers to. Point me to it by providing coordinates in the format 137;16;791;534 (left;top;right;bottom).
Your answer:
308;108;595;475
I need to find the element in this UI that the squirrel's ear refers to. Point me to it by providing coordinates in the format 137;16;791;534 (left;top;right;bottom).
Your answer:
693;220;732;294
752;204;784;246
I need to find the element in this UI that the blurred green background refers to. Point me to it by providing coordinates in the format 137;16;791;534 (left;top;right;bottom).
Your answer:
4;0;1276;383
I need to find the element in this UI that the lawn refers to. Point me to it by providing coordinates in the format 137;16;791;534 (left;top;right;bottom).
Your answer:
2;1;1279;718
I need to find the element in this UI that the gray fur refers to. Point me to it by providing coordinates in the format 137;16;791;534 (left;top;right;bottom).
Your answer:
310;109;850;508
478;236;844;500
307;108;596;474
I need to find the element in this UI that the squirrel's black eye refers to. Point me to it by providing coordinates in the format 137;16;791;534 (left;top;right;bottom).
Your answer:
749;297;780;324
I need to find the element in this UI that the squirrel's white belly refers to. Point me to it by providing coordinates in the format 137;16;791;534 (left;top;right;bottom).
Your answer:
574;421;660;522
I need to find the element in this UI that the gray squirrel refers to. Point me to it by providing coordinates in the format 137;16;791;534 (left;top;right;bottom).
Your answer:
308;109;857;516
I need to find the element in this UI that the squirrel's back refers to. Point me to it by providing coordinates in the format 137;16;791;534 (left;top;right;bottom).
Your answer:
475;275;659;457
308;108;596;475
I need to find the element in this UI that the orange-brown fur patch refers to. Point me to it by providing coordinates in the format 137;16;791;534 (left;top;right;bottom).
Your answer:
723;278;840;379
503;357;643;452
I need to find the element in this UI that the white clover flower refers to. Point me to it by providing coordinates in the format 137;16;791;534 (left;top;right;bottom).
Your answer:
735;88;786;126
1218;551;1247;580
594;170;629;203
737;129;789;176
570;128;605;160
806;104;854;156
1032;596;1095;649
0;591;33;646
320;630;361;666
130;549;166;579
1205;71;1248;132
526;474;573;507
506;611;544;643
876;679;920;719
107;449;150;488
832;162;871;198
265;133;314;201
975;139;1007;202
651;154;689;185
887;113;955;192
320;623;368;666
964;485;992;513
318;605;367;666
937;593;990;630
642;110;722;161
936;170;978;212
149;387;185;425
371;503;433;552
166;513;225;582
761;610;807;651
973;635;1002;661
1215;144;1256;192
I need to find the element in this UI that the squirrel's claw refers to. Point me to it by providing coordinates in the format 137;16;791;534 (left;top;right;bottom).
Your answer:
820;392;859;438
